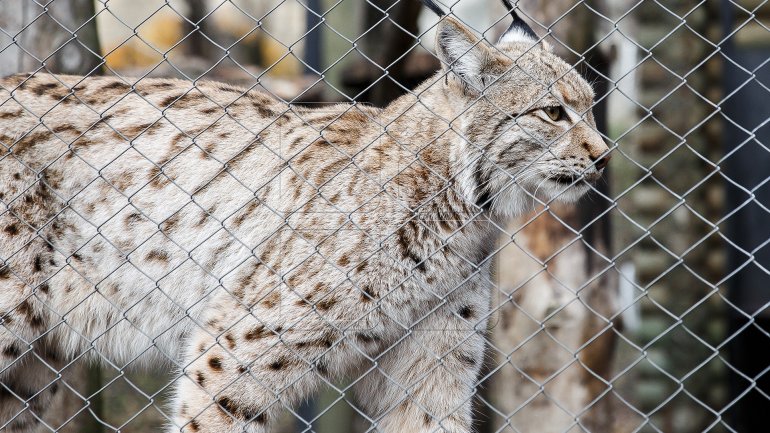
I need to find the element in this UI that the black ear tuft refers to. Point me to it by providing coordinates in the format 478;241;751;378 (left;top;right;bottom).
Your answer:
498;0;538;44
421;0;446;17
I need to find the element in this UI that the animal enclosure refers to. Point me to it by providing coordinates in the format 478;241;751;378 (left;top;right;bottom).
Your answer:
0;0;769;432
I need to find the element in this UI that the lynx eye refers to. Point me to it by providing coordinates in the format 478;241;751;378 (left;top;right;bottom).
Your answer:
542;106;565;122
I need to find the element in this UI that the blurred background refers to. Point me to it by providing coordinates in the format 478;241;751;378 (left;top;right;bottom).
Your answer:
1;0;769;431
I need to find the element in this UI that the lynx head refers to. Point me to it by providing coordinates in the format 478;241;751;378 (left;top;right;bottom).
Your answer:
423;0;610;218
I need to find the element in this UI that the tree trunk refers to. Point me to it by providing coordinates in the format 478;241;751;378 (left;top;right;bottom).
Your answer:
0;0;101;77
360;0;423;106
484;1;624;432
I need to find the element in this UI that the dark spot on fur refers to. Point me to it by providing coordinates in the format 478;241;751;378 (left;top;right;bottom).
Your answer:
208;357;223;371
356;332;379;344
316;298;335;311
125;212;143;224
33;255;42;272
38;283;49;294
33;82;59;96
224;333;236;349
4;224;18;236
237;365;246;374
396;225;425;272
102;81;130;92
217;84;240;93
195;371;205;386
244;326;266;340
52;124;80;134
423;413;432;425
17;300;32;316
0;266;9;279
269;358;285;370
253;102;277;118
50;382;58;394
217;397;238;416
337;254;350;267
148;82;174;90
189;419;200;432
160;94;183;107
360;286;376;302
122;122;158;139
3;345;20;357
261;291;280;308
216;396;265;424
161;213;181;232
29;314;44;329
145;250;170;263
458;305;474;319
294;297;311;307
0;109;22;119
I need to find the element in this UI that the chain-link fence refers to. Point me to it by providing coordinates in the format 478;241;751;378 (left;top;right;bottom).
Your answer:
0;0;768;432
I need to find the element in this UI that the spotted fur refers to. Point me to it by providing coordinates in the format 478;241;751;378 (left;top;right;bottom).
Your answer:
0;3;608;432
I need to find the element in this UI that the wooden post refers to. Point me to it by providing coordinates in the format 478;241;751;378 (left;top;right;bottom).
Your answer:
359;0;423;106
0;0;101;77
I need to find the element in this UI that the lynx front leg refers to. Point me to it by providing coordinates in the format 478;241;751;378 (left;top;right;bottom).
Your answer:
169;313;360;433
355;296;490;433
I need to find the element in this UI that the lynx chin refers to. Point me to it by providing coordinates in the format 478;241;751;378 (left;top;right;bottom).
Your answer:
0;0;609;431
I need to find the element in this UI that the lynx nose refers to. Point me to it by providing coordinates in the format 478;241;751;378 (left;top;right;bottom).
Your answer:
592;153;611;170
583;140;611;171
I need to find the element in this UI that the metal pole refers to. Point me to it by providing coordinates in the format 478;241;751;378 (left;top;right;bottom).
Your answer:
304;0;323;74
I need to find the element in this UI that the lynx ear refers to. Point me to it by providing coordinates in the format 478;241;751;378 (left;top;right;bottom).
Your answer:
497;0;539;45
435;17;498;95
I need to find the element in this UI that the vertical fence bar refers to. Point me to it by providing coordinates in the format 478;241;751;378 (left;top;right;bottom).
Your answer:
722;0;770;429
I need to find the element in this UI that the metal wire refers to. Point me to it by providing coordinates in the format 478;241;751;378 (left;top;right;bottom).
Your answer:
0;0;766;432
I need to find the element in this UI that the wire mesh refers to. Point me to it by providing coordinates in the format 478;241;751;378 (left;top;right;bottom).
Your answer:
0;0;767;432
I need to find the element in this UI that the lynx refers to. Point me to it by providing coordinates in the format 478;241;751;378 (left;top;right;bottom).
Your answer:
0;0;609;431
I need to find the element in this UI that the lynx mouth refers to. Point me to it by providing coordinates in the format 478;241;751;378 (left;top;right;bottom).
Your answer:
548;172;602;186
548;174;581;185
